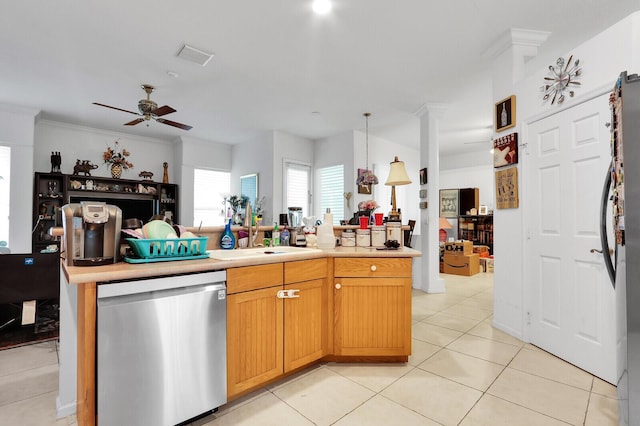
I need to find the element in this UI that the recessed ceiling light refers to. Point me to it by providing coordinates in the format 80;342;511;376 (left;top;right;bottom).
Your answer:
167;71;179;78
312;0;332;15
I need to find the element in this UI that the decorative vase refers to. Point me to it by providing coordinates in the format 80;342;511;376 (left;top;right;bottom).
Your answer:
110;163;123;179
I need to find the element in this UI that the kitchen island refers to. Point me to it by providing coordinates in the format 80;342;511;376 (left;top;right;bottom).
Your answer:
62;245;420;426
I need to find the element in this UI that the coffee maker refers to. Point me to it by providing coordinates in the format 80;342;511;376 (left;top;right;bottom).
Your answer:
62;202;122;266
288;206;306;247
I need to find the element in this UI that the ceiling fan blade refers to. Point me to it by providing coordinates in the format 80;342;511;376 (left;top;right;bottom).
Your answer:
93;102;140;116
124;118;145;126
156;118;192;131
151;105;176;117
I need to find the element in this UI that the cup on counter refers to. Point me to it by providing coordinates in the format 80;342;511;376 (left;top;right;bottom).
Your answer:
374;213;384;226
359;216;369;229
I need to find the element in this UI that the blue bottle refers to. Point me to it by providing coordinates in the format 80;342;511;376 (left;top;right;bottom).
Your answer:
220;219;236;249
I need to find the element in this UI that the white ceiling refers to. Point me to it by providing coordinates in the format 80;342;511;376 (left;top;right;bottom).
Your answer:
1;1;638;155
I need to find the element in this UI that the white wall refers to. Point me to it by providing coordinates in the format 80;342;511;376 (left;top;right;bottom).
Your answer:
439;162;494;240
314;129;420;230
492;12;640;341
178;135;232;226
0;104;39;253
315;131;354;221
357;130;421;234
35;120;175;180
274;130;314;221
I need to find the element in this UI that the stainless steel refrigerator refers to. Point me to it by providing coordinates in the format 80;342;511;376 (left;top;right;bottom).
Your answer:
601;71;640;426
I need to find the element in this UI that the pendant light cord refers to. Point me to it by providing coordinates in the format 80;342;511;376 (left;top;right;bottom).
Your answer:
364;112;370;170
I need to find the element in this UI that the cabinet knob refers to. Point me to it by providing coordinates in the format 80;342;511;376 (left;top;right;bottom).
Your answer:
335;283;341;290
370;265;377;272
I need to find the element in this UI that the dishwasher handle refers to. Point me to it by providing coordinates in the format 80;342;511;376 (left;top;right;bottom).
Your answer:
98;281;226;308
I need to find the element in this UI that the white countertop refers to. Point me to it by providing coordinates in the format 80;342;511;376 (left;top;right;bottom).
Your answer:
63;245;421;285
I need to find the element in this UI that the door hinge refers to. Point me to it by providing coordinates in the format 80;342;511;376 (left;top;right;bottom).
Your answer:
526;311;531;325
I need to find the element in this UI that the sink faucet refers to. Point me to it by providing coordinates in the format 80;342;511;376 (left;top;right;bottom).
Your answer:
243;202;258;247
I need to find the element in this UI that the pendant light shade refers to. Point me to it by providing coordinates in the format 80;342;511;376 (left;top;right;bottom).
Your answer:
385;155;411;221
356;112;379;186
385;156;411;186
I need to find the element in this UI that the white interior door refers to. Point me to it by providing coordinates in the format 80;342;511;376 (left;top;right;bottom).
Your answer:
525;93;615;383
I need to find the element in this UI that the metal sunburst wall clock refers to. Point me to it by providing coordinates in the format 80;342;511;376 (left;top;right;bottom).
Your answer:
542;55;582;105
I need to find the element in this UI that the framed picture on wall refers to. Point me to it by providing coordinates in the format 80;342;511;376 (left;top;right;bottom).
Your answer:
493;133;518;168
495;95;516;132
419;168;427;185
357;168;372;194
439;189;459;218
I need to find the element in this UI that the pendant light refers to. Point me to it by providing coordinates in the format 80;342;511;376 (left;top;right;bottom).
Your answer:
356;112;379;186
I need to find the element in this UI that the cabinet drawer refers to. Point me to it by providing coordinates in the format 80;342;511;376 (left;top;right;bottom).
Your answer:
226;263;283;294
334;257;411;278
284;259;327;284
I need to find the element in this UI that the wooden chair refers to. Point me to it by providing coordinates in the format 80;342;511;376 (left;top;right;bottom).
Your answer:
404;220;416;248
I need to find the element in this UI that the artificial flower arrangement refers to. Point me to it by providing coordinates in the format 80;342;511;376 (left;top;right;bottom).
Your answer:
356;169;379;185
102;140;134;170
228;194;250;213
358;199;379;211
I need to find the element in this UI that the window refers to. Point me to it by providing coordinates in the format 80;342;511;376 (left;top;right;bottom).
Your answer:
193;169;230;227
284;161;311;217
318;164;344;225
0;146;9;248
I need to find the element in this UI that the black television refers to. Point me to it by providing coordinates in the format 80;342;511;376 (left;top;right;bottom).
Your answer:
0;252;60;304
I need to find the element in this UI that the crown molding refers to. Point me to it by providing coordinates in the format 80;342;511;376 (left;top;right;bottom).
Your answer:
483;28;551;60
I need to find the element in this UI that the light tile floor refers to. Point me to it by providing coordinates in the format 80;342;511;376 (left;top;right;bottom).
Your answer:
0;272;619;425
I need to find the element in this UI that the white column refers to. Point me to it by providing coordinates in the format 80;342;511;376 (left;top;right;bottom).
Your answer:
416;104;447;293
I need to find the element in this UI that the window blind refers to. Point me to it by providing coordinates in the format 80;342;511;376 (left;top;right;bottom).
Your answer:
284;162;311;217
193;168;230;227
318;164;344;225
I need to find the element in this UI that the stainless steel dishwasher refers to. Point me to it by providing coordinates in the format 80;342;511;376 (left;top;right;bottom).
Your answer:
97;271;227;426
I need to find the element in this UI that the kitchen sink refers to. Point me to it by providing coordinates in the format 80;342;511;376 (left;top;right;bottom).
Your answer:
207;245;322;260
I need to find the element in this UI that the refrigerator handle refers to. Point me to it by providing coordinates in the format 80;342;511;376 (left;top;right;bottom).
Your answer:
600;161;616;288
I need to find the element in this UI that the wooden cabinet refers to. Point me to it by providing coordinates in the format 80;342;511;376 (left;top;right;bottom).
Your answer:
333;258;412;357
226;259;328;399
458;187;479;216
226;263;283;398
458;215;493;254
283;259;328;372
33;172;65;252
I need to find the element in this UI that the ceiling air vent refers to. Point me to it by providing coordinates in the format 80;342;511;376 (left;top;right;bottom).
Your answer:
176;44;214;66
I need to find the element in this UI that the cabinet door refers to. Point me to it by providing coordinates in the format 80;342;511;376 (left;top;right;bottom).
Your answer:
334;277;411;356
284;278;326;372
227;286;283;399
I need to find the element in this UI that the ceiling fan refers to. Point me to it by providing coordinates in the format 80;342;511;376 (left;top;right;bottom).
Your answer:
93;84;192;131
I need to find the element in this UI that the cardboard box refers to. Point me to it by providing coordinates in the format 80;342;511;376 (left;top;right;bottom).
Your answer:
444;240;473;256
443;253;480;276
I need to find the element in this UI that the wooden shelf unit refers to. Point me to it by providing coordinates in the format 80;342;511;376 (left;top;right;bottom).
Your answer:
32;172;179;252
458;215;493;254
